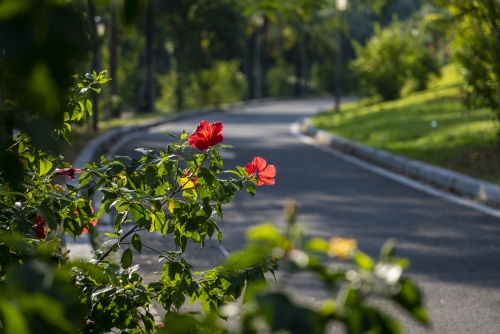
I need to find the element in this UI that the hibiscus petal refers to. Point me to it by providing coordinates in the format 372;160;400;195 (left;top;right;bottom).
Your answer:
188;133;210;150
257;177;275;186
213;134;223;145
259;165;276;179
197;120;210;133
188;133;201;146
211;121;224;137
245;162;255;175
252;157;267;173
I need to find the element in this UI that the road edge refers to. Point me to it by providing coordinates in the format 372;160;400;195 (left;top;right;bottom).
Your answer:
300;117;500;206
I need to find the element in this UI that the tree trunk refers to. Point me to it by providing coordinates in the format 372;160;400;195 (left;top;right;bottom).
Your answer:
261;16;269;98
175;34;185;111
87;0;99;131
109;0;120;118
253;28;261;99
294;41;302;96
139;0;154;112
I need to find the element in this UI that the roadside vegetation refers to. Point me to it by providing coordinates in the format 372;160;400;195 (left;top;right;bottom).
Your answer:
312;65;500;184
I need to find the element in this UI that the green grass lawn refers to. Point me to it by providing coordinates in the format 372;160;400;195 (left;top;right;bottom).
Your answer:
312;65;500;185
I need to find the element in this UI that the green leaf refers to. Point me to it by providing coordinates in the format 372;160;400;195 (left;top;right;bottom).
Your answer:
0;300;31;334
380;238;397;258
78;172;92;186
145;166;158;187
131;233;142;254
255;292;327;333
303;238;329;253
85;99;93;116
39;159;53;176
353;251;374;271
393;278;428;324
246;224;280;243
34;206;58;230
114;212;127;234
245;184;256;197
121;248;133;269
162;131;178;140
107;163;124;175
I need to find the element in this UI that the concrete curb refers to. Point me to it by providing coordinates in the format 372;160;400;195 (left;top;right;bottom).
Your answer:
300;117;500;206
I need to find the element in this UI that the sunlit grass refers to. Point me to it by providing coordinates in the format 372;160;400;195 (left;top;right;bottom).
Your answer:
312;65;500;184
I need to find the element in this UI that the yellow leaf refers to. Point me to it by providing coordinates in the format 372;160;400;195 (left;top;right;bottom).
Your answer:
168;201;175;214
117;173;127;186
178;177;195;189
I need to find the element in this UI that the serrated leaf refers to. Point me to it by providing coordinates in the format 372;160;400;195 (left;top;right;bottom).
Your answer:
131;233;142;253
121;248;133;269
162;131;178;140
39;159;52;176
85;99;92;116
78;172;92;186
145;166;158;187
245;184;256;197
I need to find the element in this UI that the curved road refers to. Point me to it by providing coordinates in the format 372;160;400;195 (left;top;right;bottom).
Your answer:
113;99;500;333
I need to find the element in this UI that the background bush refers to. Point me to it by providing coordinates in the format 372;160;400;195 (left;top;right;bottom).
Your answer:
351;17;440;101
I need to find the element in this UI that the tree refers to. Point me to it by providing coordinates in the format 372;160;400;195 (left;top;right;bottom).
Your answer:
436;0;500;126
109;0;121;118
139;0;154;112
155;0;244;111
350;17;439;101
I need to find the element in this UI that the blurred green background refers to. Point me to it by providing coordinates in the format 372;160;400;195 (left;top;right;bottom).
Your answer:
1;0;500;182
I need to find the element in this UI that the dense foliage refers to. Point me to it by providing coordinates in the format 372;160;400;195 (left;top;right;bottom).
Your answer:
0;1;430;333
0;71;428;333
436;0;500;124
350;17;439;101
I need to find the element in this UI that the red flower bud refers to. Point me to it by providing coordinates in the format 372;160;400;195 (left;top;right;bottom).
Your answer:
56;168;76;180
33;215;46;239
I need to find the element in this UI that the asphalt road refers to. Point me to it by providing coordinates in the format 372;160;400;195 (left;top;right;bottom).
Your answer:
112;99;500;333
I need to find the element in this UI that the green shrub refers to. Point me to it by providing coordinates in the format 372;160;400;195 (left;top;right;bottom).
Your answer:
436;0;500;121
351;17;440;101
266;59;294;97
156;61;246;111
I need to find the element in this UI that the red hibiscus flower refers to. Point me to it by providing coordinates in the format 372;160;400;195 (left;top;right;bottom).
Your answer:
56;168;84;180
245;157;276;186
82;206;98;234
188;120;224;151
33;215;46;239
